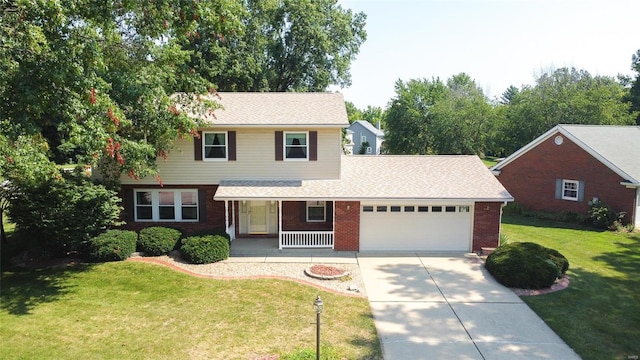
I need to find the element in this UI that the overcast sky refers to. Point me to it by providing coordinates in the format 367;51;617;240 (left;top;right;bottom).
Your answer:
336;0;640;109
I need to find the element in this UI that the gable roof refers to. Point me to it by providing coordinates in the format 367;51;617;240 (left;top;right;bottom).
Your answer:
193;92;349;127
349;120;385;137
215;155;513;201
492;124;640;186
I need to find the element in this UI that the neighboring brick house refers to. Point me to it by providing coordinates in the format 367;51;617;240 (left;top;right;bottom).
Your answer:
491;124;640;229
120;92;512;252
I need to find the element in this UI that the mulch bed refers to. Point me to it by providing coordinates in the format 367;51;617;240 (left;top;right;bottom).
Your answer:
511;275;570;296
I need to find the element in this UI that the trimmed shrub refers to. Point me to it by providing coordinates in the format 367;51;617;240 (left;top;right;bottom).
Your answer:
89;230;137;262
180;235;230;264
485;242;569;289
138;227;182;256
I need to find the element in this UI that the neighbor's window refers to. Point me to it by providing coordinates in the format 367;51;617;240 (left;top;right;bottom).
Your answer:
445;206;456;213
135;189;198;221
390;206;401;212
562;180;579;201
404;206;415;212
307;201;326;222
432;206;443;212
285;132;308;160
366;146;372;154
362;206;374;212
203;132;227;160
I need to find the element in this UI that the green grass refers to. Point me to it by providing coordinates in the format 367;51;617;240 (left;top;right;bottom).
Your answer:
0;262;381;359
481;156;500;168
502;215;640;360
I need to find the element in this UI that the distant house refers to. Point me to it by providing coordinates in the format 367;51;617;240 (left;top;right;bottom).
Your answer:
348;120;384;155
118;92;512;252
491;124;640;229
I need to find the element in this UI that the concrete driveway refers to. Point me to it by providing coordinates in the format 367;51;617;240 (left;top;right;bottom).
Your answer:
357;253;581;360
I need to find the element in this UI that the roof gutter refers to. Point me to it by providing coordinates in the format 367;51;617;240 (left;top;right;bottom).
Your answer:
621;181;640;188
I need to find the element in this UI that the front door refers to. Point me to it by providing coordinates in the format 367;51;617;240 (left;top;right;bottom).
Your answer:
249;201;268;234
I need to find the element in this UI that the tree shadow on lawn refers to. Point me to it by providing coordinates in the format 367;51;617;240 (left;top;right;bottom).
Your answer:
0;263;92;315
592;233;640;278
525;260;640;359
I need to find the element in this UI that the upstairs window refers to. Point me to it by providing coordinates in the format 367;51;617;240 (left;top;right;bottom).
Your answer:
203;132;227;160
285;132;308;160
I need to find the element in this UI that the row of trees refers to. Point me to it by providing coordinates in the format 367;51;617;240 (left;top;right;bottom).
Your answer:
351;54;640;157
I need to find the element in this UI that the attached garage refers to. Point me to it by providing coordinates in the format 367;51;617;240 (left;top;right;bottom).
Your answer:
359;202;473;251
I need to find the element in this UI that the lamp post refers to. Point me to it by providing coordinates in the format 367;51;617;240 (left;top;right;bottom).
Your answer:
313;295;324;360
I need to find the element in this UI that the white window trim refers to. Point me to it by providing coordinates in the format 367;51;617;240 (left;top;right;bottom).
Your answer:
284;131;309;161
202;131;228;161
306;201;326;222
134;189;199;222
361;135;367;142
366;146;372;154
562;179;579;201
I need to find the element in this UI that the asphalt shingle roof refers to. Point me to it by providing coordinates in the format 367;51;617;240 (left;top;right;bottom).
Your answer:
559;125;640;184
194;92;349;127
214;155;513;201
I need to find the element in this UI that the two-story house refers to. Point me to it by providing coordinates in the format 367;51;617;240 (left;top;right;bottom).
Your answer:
348;120;384;155
120;92;512;252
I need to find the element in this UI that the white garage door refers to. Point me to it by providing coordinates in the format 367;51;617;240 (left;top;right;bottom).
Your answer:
360;203;472;251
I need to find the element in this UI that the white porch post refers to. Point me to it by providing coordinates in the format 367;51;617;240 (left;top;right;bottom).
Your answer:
224;200;230;240
278;200;283;250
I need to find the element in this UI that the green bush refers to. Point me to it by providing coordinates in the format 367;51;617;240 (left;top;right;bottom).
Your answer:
138;227;182;256
89;230;137;262
485;242;569;289
8;171;122;256
588;201;623;229
180;235;230;264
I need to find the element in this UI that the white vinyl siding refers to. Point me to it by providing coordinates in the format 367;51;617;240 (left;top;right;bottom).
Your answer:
120;128;342;185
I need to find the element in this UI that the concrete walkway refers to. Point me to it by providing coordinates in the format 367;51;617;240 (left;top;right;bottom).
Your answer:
357;253;581;360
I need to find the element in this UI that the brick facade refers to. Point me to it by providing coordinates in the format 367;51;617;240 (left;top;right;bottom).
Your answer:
120;184;226;235
472;202;502;251
497;136;636;223
281;201;333;231
333;201;360;251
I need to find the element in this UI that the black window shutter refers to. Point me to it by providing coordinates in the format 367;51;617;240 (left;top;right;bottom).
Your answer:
301;201;307;221
555;179;562;199
124;189;134;222
309;131;317;161
578;181;585;202
275;131;283;161
228;131;236;161
194;131;203;161
198;189;207;222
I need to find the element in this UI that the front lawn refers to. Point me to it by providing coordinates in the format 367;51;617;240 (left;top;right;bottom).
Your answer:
501;215;640;360
0;261;381;359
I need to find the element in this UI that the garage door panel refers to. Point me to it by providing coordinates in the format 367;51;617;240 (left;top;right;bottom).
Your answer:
360;206;472;251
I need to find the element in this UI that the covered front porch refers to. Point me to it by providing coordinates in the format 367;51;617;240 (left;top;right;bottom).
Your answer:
221;199;336;250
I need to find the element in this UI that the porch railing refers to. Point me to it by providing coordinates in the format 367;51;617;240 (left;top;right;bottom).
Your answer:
279;231;334;249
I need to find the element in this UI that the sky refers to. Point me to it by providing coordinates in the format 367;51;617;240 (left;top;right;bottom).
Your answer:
336;0;640;109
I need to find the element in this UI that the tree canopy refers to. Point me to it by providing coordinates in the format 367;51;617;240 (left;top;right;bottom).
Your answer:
185;0;367;92
0;0;243;186
383;68;636;157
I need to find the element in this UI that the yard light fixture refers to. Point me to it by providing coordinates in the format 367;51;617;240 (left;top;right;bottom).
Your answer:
314;295;323;360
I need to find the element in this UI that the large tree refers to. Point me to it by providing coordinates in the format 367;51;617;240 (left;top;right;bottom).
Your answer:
0;0;241;186
501;67;636;154
628;49;640;124
0;1;241;255
384;74;495;155
185;0;367;92
384;78;447;155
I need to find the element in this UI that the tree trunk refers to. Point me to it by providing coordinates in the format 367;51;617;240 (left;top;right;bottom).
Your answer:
1;211;6;244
